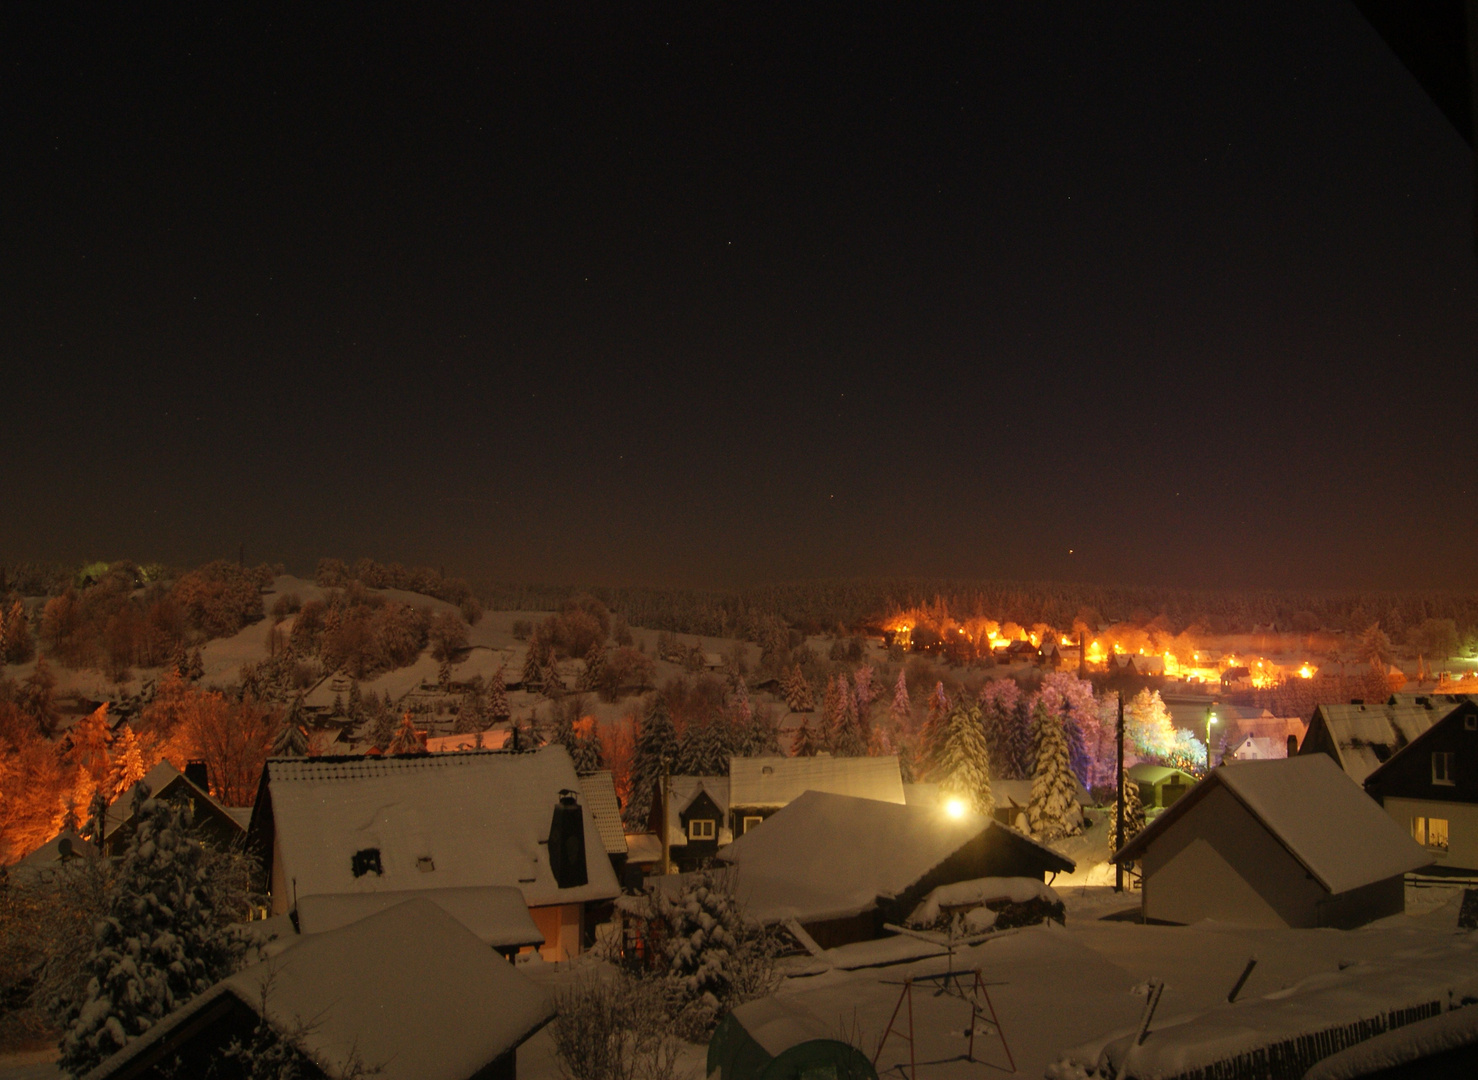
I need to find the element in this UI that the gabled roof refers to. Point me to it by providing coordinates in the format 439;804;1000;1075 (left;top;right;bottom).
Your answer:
1126;762;1198;786
295;885;543;949
1114;755;1429;895
1363;699;1478;790
660;776;730;846
717;790;1072;924
83;899;554;1080
728;754;904;808
105;762;245;842
576;770;628;855
1306;699;1457;784
252;746;619;908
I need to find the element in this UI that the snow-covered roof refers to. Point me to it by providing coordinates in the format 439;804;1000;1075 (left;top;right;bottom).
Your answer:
624;832;662;863
728;754;904;808
1126;762;1197;786
717;790;1072;924
907;877;1060;926
425;728;511;753
576;770;628;855
1308;700;1457;785
255;746;620;908
295;885;544;949
105;761;245;839
727;994;838;1056
1115;755;1430;895
83;899;554;1080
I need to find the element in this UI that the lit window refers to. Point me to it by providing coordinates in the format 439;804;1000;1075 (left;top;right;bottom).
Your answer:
688;818;715;841
1414;817;1450;851
742;816;764;834
1433;752;1456;786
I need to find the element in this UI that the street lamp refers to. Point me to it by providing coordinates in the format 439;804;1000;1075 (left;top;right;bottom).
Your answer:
1205;705;1218;775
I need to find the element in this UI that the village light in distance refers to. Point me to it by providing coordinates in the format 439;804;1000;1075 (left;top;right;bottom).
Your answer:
944;797;967;819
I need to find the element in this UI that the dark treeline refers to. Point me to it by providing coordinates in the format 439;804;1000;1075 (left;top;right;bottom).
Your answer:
476;578;1478;643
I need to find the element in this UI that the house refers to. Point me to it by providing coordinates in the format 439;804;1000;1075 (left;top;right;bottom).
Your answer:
8;830;97;887
105;761;247;856
1221;666;1253;690
716;790;1073;948
81;899;554;1080
245;746;620;962
1127;762;1199;809
1300;697;1460;785
1230;734;1287;761
727;754;904;837
649;775;731;872
1112;755;1430;928
1363;699;1478;871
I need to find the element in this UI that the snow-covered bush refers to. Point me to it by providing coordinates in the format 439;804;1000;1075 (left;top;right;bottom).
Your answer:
551;973;680;1080
57;796;246;1078
654;870;779;1038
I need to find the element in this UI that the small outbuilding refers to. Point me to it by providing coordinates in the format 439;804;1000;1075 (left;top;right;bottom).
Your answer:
82;898;554;1080
1113;755;1431;929
717;790;1073;948
1126;762;1199;809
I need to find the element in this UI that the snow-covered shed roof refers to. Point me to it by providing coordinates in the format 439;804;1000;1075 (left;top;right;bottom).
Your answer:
295;885;544;949
251;746;620;909
1126;762;1197;786
1305;699;1457;785
576;770;629;855
1115;755;1429;895
728;754;904;808
717;790;1072;924
83;899;554;1080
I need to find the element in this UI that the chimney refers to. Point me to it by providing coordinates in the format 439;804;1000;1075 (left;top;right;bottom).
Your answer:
548;790;588;889
185;760;210;791
1286;734;1299;757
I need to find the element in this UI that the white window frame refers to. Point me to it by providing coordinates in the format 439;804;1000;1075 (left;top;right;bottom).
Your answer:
1433;752;1456;786
688;818;715;841
742;815;764;834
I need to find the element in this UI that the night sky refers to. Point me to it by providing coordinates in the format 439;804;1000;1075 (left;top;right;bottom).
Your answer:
2;2;1474;590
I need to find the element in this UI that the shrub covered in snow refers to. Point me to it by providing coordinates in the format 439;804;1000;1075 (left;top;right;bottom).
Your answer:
551;973;681;1080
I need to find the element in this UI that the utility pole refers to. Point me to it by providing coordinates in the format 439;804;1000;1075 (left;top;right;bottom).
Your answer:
1115;689;1125;893
659;767;671;876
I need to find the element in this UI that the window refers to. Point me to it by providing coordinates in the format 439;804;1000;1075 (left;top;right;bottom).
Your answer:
688;818;715;841
1433;752;1456;786
350;847;383;878
1467;715;1477;731
1413;816;1450;851
742;815;764;834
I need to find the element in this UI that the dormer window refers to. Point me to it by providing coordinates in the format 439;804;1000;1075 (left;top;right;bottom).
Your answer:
688;818;715;841
351;848;383;878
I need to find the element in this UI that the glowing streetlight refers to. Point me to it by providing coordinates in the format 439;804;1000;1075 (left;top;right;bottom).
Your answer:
944;797;967;819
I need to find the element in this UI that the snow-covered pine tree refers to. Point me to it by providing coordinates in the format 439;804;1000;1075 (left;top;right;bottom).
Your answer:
832;687;866;757
935;700;994;816
742;705;783;757
368;706;396;751
437;657;453;690
488;666;511;721
915;682;951;775
820;675;843;749
580;642;605;692
626;694;678;829
58;797;242;1078
656;871;752;1027
107;724;148;798
791;717;820;756
542;662;563;698
454;683;485;734
387;714;422;755
886;667;910;726
330;692;344;718
522;639;545;690
1107;766;1145;852
978;679;1021;778
186;648;204;682
782;667;814;713
1027;701;1081;841
853;664;876;715
269;699;309;758
677;716;729;776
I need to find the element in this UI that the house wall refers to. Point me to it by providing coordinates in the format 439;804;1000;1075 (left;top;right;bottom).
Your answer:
1140;784;1326;928
799;911;878;950
1315;874;1405;929
1382;797;1478;871
270;835;290;916
529;902;583;962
